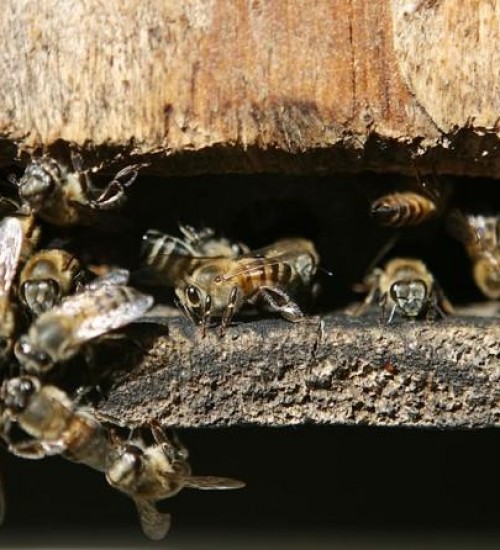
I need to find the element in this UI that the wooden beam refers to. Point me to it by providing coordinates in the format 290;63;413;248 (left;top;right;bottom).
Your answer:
96;311;500;429
0;1;498;176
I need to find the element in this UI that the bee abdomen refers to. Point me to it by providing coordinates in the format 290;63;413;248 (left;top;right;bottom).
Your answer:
371;192;437;227
240;262;292;294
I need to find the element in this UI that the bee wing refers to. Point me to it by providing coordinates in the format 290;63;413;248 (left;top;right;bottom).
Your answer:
55;286;153;344
0;217;23;295
181;475;245;490
85;268;130;290
135;499;171;541
219;256;293;282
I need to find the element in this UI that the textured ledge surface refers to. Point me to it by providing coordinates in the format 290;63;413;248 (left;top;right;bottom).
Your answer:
96;312;500;429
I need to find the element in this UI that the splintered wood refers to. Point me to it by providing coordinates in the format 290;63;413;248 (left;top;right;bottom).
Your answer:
97;313;500;429
0;0;498;176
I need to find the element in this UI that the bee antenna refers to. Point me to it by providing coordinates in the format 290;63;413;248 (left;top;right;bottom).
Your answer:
318;266;334;277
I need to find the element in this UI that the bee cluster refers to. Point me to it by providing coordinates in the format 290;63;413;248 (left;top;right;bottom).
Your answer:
0;152;498;540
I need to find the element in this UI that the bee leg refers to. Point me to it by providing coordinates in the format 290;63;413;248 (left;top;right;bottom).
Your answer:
88;181;127;211
70;150;97;198
112;163;149;188
0;196;23;214
432;282;453;317
135;498;171;541
202;295;212;338
377;292;388;322
8;439;65;459
179;224;214;248
350;283;379;317
174;298;197;325
220;287;239;336
258;286;304;322
149;420;189;464
387;303;398;324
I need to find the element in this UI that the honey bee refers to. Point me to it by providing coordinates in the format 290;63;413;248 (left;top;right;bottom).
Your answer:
0;375;111;468
371;172;448;228
141;225;249;285
174;238;319;334
18;249;83;316
0;217;24;363
15;152;147;226
14;284;154;374
106;422;244;540
447;210;500;299
352;257;452;322
177;224;249;258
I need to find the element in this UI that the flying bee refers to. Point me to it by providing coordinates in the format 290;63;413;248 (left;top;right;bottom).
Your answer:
14;284;154;374
15;152;147;226
175;238;319;335
140;225;249;286
0;375;111;468
106;421;244;540
352;257;452;323
0;217;24;363
370;172;449;228
18;249;83;316
447;210;500;299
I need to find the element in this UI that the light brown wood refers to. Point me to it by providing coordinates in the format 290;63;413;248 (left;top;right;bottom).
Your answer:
0;0;498;176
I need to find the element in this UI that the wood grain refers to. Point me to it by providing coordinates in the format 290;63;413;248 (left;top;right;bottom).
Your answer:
0;1;498;176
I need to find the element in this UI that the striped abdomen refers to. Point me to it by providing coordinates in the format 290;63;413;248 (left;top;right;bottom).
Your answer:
218;260;293;296
371;192;437;227
141;229;195;283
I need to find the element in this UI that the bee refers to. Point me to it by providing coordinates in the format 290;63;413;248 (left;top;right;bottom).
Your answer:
371;172;448;228
447;210;500;299
175;238;319;334
140;225;249;286
18;249;83;316
352;257;452;322
177;224;249;258
0;375;111;469
0;217;24;363
106;421;244;540
14;284;154;374
15;152;146;226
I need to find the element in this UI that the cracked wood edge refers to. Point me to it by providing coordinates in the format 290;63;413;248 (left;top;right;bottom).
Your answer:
96;313;500;429
0;0;498;177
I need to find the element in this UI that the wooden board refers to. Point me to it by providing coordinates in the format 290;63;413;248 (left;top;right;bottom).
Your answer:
0;0;498;176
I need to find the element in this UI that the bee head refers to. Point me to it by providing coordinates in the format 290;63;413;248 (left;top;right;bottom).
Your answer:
106;444;145;493
389;279;427;317
19;279;61;316
18;160;60;207
1;376;40;414
14;335;54;373
176;283;208;324
475;256;500;299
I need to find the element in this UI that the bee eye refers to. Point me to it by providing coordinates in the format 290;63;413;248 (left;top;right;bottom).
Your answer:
186;285;201;306
35;351;52;371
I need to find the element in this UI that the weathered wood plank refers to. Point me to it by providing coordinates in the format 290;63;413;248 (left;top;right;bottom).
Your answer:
96;312;500;429
0;1;498;176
